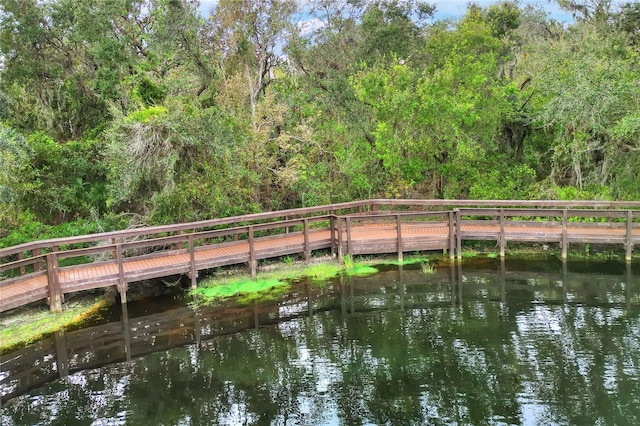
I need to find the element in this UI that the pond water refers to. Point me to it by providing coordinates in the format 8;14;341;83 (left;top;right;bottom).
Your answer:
1;257;639;425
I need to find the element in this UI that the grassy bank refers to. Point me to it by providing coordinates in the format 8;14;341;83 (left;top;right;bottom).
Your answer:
0;296;110;353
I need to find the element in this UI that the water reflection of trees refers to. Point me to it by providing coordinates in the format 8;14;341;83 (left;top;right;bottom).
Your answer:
1;262;639;425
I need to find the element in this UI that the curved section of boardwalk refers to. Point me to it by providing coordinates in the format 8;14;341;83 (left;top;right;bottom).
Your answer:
1;200;639;313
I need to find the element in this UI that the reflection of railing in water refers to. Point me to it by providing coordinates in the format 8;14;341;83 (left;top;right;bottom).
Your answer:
0;262;636;405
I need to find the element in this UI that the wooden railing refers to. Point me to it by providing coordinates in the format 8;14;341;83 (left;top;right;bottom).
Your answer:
1;200;639;313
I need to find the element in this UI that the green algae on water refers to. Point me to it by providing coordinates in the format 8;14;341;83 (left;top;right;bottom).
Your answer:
193;278;290;303
346;264;378;276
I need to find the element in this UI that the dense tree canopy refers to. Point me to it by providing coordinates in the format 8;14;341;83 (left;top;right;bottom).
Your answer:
1;0;638;241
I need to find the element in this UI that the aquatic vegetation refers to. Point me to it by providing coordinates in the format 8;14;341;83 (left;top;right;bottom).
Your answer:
420;261;436;275
0;297;110;353
342;254;355;269
346;264;379;277
303;263;344;282
193;278;290;303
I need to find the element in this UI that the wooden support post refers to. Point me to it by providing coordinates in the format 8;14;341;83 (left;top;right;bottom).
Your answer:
17;252;25;275
561;209;568;260
303;218;311;262
455;209;462;261
626;210;633;262
448;211;455;260
248;226;257;278
234;223;239;241
33;248;43;272
46;252;62;313
337;218;344;258
116;244;127;304
285;216;290;234
396;215;403;263
372;202;378;214
188;234;198;289
346;217;353;255
499;208;506;258
330;216;336;257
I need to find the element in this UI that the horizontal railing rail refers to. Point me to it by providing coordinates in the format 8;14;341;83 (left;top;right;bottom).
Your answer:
4;199;640;259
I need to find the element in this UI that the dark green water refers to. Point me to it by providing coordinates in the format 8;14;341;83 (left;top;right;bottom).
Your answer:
1;258;639;425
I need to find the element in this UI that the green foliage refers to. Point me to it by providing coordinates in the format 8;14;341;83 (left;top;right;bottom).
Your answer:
125;106;168;124
0;210;120;249
1;0;639;245
0;129;108;223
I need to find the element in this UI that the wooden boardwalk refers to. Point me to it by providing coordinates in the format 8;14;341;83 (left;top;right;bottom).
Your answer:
1;200;639;313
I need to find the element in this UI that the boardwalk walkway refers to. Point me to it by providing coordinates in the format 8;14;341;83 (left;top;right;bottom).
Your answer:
1;200;639;313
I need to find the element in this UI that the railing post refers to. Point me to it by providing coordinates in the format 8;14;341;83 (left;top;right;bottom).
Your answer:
34;248;43;271
455;209;462;261
46;252;62;313
188;234;198;289
499;208;506;258
303;218;311;262
626;210;634;262
448;211;455;260
173;230;182;250
396;214;403;263
17;252;25;275
116;244;127;304
285;216;290;234
330;216;336;258
234;223;239;241
337;218;344;258
561;209;568;260
248;226;257;277
346;217;353;255
111;238;117;260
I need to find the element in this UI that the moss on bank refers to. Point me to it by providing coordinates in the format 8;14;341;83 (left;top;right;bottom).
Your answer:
0;296;110;353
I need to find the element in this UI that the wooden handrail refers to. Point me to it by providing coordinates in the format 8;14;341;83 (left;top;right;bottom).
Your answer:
4;199;640;258
2;201;639;275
